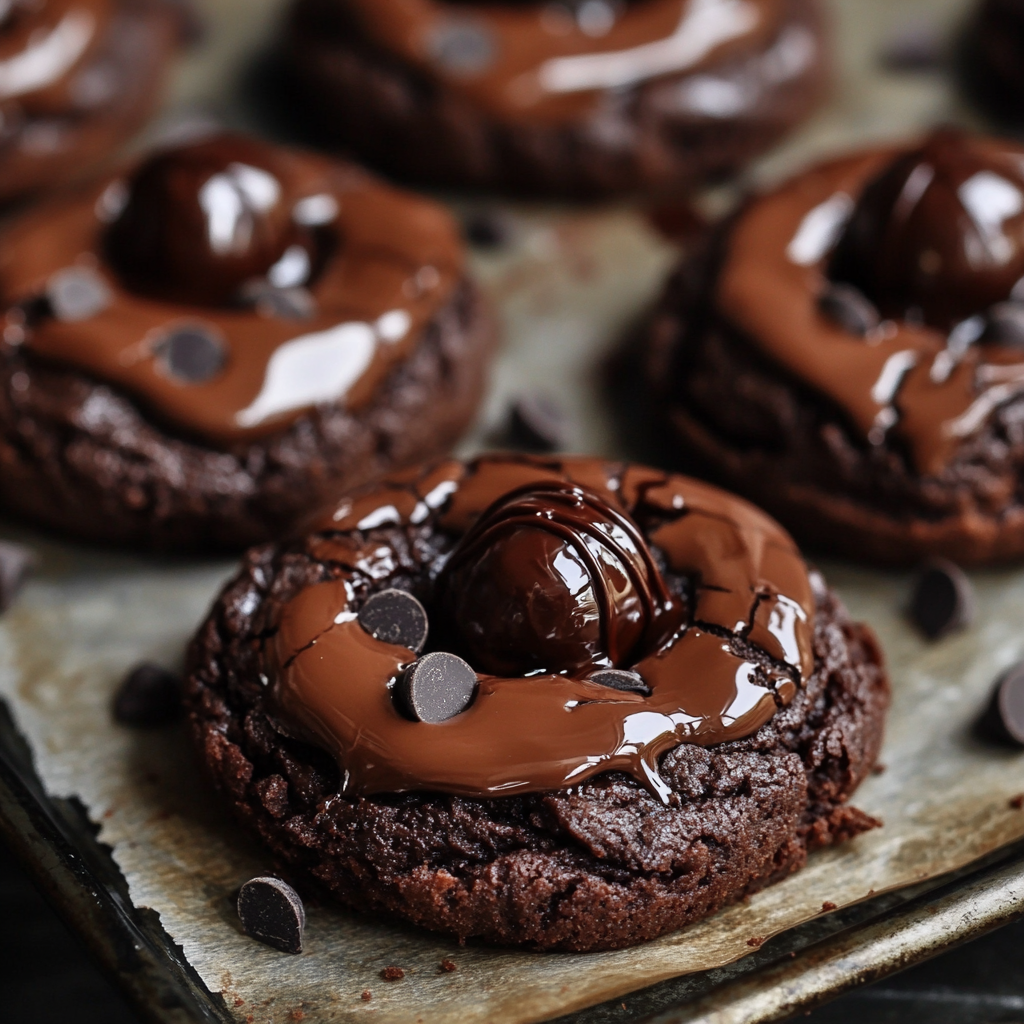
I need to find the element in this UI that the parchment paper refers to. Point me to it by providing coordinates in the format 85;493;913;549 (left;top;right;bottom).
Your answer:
4;1;1024;1022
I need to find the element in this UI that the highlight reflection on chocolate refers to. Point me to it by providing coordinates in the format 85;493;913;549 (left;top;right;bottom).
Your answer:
830;128;1024;331
436;481;686;677
0;133;465;444
270;455;816;803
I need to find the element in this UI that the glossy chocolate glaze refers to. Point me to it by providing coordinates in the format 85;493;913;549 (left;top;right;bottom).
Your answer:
0;134;465;444
333;0;786;124
436;481;687;676
718;131;1024;476
830;129;1024;332
270;455;815;802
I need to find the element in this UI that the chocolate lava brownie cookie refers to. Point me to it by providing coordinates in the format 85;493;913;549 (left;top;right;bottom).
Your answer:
649;128;1024;565
282;0;828;197
0;0;182;201
186;453;888;951
0;133;495;550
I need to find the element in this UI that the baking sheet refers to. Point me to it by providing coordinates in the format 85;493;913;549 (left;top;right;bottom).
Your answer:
4;0;1024;1022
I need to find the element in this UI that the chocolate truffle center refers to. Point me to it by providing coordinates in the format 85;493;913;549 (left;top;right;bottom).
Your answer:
435;482;685;677
830;128;1024;331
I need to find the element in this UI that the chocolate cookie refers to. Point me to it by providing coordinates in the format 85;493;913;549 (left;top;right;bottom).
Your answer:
648;128;1024;566
186;454;888;951
281;0;829;198
0;0;182;202
968;0;1024;121
0;133;496;550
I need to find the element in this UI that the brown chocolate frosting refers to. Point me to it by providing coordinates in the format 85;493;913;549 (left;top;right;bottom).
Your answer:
718;130;1024;476
0;0;115;120
0;134;465;445
270;454;815;802
337;0;786;124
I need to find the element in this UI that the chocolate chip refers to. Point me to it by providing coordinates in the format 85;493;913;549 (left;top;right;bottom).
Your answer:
0;541;35;613
46;266;112;322
237;877;305;955
381;966;405;981
509;394;569;452
879;22;945;71
985;302;1024;348
156;326;226;383
358;589;429;653
463;210;512;249
427;21;495;76
907;558;974;639
588;669;650;695
113;663;182;727
394;653;477;724
817;283;881;337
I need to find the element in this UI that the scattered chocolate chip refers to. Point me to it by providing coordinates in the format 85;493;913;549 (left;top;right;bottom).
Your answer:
985;302;1024;348
907;558;974;639
360;991;372;1002
46;266;112;322
821;901;838;912
156;325;226;383
113;663;182;727
508;393;569;452
879;22;946;71
440;958;457;973
817;283;881;337
427;21;495;75
0;541;35;613
588;669;650;696
463;210;513;249
1011;794;1024;810
394;652;478;724
237;877;305;955
358;589;429;654
381;966;405;981
746;936;766;948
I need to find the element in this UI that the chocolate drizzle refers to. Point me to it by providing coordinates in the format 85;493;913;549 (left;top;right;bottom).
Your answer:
718;130;1024;475
269;455;815;803
332;0;785;123
0;134;465;444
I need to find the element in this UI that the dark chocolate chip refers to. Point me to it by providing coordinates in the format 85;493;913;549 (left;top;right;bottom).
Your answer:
879;22;946;71
985;302;1024;348
394;652;477;724
0;541;35;613
817;284;881;337
113;663;182;727
427;21;495;75
358;589;429;653
157;326;226;383
907;558;974;639
588;669;651;695
237;877;305;955
509;393;569;452
463;210;512;249
47;267;112;322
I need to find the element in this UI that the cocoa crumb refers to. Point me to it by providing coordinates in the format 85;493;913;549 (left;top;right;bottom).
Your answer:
440;959;457;973
746;936;766;948
289;1012;304;1021
381;966;405;981
821;901;838;912
1010;794;1024;810
233;998;245;1007
361;991;372;1002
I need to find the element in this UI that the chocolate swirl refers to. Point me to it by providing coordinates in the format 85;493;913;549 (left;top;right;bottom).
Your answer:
437;481;686;676
0;133;465;444
304;0;786;123
718;130;1024;476
270;455;815;803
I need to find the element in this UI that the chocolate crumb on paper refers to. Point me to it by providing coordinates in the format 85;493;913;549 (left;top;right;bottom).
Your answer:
821;901;838;912
381;966;405;981
746;936;766;948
